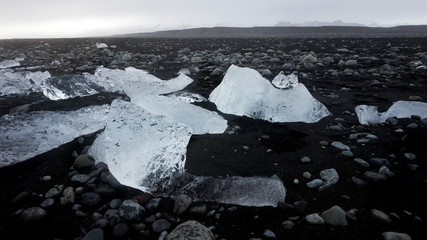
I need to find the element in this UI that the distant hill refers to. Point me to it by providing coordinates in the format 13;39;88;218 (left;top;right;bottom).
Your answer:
275;20;367;27
113;25;427;38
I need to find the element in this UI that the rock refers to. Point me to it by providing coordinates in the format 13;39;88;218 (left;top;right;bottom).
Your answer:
354;158;370;167
40;198;55;208
166;220;214;240
406;123;418;129
71;174;90;183
81;192;102;207
341;151;353;157
109;199;122;209
281;220;295;229
379;166;395;177
21;207;46;221
10;104;31;113
73;154;95;170
293;200;308;214
41;175;52;181
174;194;192;215
404;153;416;160
302;172;311;179
12;191;30;204
105;173;126;191
351;176;367;186
321;205;348;226
319;141;329;146
364;171;387;181
331;141;350;151
45;185;64;198
369;158;391;167
408;96;422;101
300;156;311;163
345;59;358;66
119;200;145;222
60;186;76;205
382;232;411;240
83;228;104;240
137;192;153;206
263;229;276;238
145;198;161;212
307;179;323;189
189;204;208;216
104;209;118;219
346;208;359;220
306;213;324;224
371;209;392;222
319;168;339;191
420;118;427;126
112;223;129;238
152;219;172;233
329;125;343;131
122;53;132;62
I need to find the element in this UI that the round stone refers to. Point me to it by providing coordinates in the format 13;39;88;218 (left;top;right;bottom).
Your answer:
306;213;324;224
113;223;129;238
21;207;46;221
302;172;311;179
300;156;311;163
73;154;95;170
81;192;102;207
307;179;323;188
152;219;172;233
321;205;348;226
83;228;104;240
174;194;192;215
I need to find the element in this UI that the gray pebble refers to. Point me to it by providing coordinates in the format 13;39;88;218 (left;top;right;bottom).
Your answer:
306;179;323;189
113;223;129;238
152;219;171;233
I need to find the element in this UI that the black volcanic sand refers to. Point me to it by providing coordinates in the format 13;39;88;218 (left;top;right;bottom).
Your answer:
0;37;427;240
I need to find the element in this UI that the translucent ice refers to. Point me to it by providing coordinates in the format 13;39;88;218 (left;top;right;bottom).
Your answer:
272;71;299;89
0;69;51;96
209;65;330;123
95;42;108;49
0;59;21;69
168;91;207;103
179;176;286;207
0;105;109;167
41;74;101;100
355;101;427;125
88;100;192;192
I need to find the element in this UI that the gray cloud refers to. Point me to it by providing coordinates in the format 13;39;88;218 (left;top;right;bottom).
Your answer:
1;0;426;38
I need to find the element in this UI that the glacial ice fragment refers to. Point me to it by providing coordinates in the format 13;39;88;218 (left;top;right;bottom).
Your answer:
41;74;101;100
0;69;51;96
179;176;286;207
0;59;21;69
355;101;427;125
95;42;108;49
88;100;193;192
0;105;109;167
209;65;330;123
272;71;298;89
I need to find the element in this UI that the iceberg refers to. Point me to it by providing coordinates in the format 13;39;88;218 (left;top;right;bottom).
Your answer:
0;69;51;96
272;71;299;89
209;65;330;123
355;101;427;125
0;59;21;69
179;176;286;207
88;100;193;192
0;105;109;167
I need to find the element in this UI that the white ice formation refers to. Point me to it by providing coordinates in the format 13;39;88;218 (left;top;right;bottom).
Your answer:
95;42;108;49
88;100;193;192
0;59;21;69
179;176;286;207
209;65;330;123
355;101;427;125
272;71;299;89
0;69;51;96
0;105;109;167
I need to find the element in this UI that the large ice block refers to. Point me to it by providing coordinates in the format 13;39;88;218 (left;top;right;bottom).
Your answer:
88;100;193;192
209;65;330;123
0;69;51;96
355;101;427;125
0;105;109;167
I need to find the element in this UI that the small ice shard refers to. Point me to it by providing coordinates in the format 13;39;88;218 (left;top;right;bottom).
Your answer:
88;100;193;192
355;101;427;125
168;91;207;103
0;69;51;96
272;71;298;89
179;176;286;207
0;59;21;69
178;68;191;75
95;42;108;49
128;95;227;134
0;105;109;167
209;65;330;123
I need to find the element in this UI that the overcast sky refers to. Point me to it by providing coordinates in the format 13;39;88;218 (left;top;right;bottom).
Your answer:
1;0;426;38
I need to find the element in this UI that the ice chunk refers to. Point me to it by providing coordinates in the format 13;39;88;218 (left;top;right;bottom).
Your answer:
355;101;427;125
121;67;193;96
128;95;227;134
0;105;109;167
272;71;299;89
209;65;330;123
95;42;108;49
178;68;191;75
88;100;193;192
41;74;100;100
0;59;21;69
0;69;51;96
179;176;286;207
